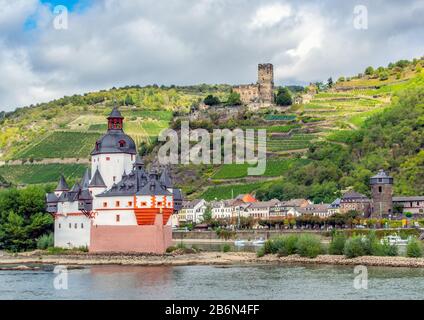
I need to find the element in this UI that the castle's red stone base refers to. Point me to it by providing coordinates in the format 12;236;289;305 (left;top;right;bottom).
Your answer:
89;214;172;253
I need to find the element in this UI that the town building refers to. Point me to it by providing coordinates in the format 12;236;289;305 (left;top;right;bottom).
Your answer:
178;199;207;224
269;199;311;218
233;64;274;105
296;204;331;218
243;199;279;219
392;196;424;215
339;190;372;216
45;107;183;253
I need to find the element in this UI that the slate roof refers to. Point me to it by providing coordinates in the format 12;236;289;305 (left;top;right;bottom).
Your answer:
96;166;172;197
91;107;136;156
108;106;123;118
341;190;369;200
89;168;106;188
81;168;91;189
55;175;69;191
393;196;424;202
160;167;172;189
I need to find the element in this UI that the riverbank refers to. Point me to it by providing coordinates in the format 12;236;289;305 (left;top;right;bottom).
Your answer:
2;251;424;268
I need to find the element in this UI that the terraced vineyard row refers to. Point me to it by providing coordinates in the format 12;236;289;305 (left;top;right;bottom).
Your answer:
0;163;87;185
212;158;311;180
14;132;101;160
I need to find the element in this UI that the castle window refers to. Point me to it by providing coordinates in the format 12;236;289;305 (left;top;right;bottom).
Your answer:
379;186;382;193
119;140;126;148
113;176;116;182
116;201;120;207
116;215;120;222
103;202;108;208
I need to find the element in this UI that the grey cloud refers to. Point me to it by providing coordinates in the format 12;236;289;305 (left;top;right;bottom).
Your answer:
0;0;423;111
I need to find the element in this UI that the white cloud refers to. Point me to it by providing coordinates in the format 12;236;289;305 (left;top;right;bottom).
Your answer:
250;3;292;29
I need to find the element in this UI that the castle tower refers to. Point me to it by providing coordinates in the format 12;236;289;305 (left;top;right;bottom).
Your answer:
258;63;274;103
370;169;393;218
90;106;137;189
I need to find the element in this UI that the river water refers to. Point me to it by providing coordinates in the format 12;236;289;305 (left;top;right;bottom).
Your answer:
1;264;424;300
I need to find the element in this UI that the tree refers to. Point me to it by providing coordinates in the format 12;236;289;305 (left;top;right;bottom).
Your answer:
226;91;242;106
124;94;134;106
327;77;333;88
365;66;374;75
275;87;292;106
201;205;212;223
0;186;54;252
204;95;220;106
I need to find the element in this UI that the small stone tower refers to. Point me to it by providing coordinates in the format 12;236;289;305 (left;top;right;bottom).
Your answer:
258;63;274;103
370;169;393;218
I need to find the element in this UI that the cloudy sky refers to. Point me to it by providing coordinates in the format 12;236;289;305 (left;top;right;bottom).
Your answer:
0;0;423;111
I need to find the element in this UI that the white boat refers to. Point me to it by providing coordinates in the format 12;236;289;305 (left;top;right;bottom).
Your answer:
234;239;246;246
252;238;266;246
381;235;409;245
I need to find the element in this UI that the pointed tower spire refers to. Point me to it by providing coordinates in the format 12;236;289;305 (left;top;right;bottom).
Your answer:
160;166;172;189
89;167;107;188
81;168;91;190
55;174;69;192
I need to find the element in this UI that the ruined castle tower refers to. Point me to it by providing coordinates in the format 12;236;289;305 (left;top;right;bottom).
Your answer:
233;63;274;105
370;169;393;218
258;63;274;103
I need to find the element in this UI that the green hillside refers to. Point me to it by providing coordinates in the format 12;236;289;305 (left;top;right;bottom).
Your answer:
0;56;423;202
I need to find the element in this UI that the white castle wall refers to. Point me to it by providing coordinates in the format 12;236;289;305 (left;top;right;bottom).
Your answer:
91;153;134;189
54;215;91;248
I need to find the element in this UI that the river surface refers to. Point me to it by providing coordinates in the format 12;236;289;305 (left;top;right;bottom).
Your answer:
1;264;424;300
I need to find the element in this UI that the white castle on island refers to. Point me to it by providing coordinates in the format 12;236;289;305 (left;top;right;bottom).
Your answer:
46;107;182;253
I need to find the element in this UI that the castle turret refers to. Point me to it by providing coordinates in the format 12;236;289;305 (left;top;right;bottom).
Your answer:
370;169;393;218
54;174;69;197
90;106;137;188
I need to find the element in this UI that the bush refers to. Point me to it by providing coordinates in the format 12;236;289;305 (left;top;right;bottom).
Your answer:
257;246;265;258
296;234;322;258
343;236;366;258
222;244;231;253
277;235;299;256
371;240;398;257
264;235;299;256
329;232;346;255
36;233;54;250
166;246;177;253
407;238;423;258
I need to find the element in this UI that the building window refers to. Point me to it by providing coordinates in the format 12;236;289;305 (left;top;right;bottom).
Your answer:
106;157;110;161
103;202;108;208
116;201;120;207
81;223;84;229
141;202;147;206
119;140;126;148
116;215;120;222
157;202;162;206
74;223;78;229
379;186;382;193
59;223;61;229
128;201;132;207
69;223;71;229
